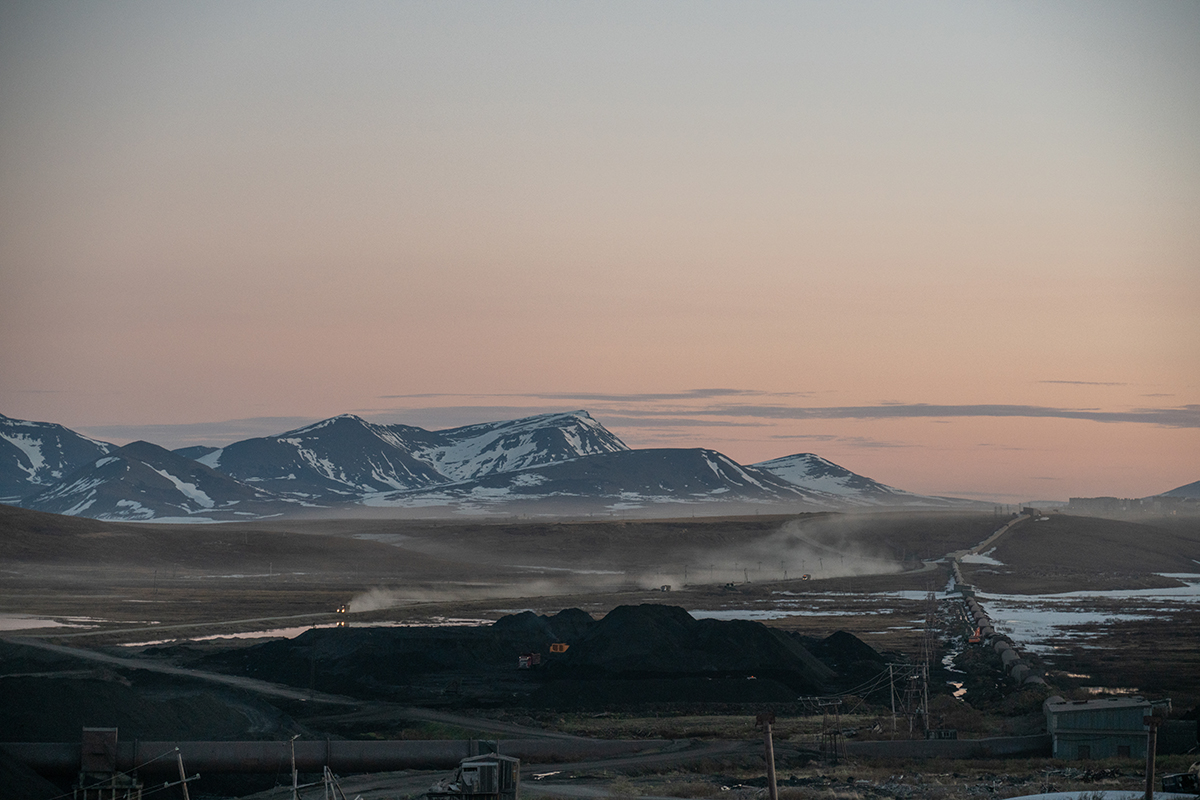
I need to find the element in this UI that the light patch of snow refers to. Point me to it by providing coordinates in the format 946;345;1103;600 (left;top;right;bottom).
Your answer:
469;486;512;498
150;468;215;508
94;457;119;467
196;449;223;469
970;582;1200;651
62;494;97;516
1;433;48;479
961;549;1004;566
41;474;107;499
510;472;547;487
113;500;155;520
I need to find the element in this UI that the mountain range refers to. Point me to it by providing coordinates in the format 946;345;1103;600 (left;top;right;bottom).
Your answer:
15;408;1178;523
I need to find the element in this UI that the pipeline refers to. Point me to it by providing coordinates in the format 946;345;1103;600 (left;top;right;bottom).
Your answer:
1;738;669;777
947;553;1047;688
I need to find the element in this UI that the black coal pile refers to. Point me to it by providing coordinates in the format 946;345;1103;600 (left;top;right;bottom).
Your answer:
533;604;836;707
490;607;596;641
790;630;888;692
202;605;841;708
200;608;590;701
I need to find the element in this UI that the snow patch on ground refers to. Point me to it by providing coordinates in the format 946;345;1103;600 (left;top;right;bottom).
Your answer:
961;548;1004;566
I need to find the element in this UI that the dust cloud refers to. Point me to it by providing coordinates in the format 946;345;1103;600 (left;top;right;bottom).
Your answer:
665;515;908;587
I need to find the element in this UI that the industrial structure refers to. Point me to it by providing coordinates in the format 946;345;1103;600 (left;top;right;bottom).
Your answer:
427;753;521;800
1043;695;1152;760
74;728;143;800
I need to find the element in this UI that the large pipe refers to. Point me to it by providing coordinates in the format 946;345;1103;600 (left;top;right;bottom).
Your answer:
1;739;667;777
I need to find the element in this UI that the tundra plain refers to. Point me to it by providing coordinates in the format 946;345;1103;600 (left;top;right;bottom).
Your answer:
1;505;1198;799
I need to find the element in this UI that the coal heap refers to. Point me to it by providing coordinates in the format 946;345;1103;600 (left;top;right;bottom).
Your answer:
203;605;840;707
549;604;835;688
490;607;596;641
790;629;888;690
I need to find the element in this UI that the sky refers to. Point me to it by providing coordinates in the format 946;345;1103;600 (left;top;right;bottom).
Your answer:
1;1;1197;503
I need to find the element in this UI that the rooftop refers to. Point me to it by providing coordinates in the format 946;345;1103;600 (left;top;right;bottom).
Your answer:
1044;695;1149;713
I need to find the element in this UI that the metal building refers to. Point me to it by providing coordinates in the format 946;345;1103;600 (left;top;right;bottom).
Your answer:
427;753;521;800
1044;695;1151;760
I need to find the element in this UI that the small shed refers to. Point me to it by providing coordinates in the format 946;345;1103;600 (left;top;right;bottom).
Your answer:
427;753;521;800
1044;695;1150;760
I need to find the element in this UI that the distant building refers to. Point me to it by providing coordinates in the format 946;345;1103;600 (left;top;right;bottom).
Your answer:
1044;695;1150;760
1067;495;1198;516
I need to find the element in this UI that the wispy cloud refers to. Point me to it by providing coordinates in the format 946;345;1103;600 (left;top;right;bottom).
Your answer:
612;402;1200;429
91;394;1195;452
766;433;914;449
377;388;781;402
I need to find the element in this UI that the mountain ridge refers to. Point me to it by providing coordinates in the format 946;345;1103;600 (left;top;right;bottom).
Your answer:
2;409;997;520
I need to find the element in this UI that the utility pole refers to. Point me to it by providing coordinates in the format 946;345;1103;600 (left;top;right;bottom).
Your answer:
756;712;778;800
176;750;192;800
1145;715;1161;800
889;664;897;735
291;735;301;800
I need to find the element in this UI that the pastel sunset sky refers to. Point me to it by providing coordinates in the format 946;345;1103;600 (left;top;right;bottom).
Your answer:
2;2;1197;503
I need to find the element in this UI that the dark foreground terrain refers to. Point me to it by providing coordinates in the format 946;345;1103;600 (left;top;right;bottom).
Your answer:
1;505;1197;799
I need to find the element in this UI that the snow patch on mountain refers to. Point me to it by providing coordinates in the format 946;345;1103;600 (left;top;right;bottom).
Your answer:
0;414;114;502
753;453;975;508
150;467;215;509
196;449;223;469
2;433;48;479
407;411;629;481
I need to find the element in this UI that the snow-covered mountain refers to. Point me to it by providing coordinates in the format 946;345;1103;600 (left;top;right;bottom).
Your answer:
752;453;962;507
3;410;981;521
0;414;114;503
365;448;841;513
753;455;931;506
179;414;448;501
180;410;627;502
21;440;291;521
402;410;629;481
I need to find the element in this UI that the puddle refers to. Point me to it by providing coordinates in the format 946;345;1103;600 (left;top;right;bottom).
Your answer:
0;614;106;632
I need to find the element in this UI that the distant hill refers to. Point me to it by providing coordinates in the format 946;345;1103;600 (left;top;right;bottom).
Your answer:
2;410;982;520
365;447;842;513
177;414;449;501
21;440;291;521
752;452;968;508
1159;480;1200;499
0;414;114;503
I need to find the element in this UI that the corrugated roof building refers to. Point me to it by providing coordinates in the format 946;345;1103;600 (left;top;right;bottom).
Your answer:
1043;695;1150;760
